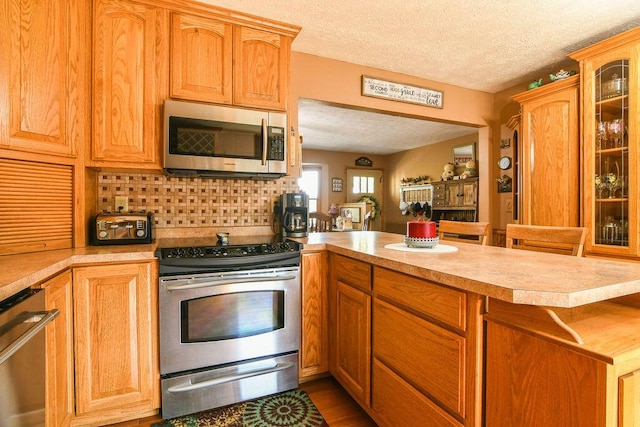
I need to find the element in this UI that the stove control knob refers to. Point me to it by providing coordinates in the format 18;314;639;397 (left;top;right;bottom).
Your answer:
187;247;202;257
171;248;186;258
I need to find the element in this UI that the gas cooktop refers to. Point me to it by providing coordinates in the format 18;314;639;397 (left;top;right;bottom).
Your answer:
157;238;301;260
155;235;303;276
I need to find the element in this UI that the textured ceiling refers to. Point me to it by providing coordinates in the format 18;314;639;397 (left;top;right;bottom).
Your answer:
201;0;640;154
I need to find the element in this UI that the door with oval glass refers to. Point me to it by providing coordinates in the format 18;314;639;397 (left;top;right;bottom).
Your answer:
346;168;383;231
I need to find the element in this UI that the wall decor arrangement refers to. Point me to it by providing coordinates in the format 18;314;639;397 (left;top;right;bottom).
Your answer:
362;75;443;108
332;177;343;192
355;156;373;167
497;174;513;193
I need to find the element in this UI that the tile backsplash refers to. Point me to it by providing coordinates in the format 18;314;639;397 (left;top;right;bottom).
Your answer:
97;173;299;229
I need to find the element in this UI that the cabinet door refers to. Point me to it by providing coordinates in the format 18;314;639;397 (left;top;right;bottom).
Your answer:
571;31;640;258
0;0;86;158
233;26;290;110
619;369;640;427
445;182;460;206
72;262;159;424
333;280;371;407
170;13;232;104
459;180;478;207
300;251;329;378
42;271;74;427
513;76;579;226
91;0;168;168
485;320;606;427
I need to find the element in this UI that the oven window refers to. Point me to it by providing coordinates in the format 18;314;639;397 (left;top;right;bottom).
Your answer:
181;291;284;342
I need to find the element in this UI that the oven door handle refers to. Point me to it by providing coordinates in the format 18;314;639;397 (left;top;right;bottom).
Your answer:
164;274;297;291
0;309;59;366
166;361;295;393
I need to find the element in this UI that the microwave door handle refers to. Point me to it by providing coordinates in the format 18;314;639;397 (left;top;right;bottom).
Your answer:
261;118;267;166
164;274;297;291
0;309;59;366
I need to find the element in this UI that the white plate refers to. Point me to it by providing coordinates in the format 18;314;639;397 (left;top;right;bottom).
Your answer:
404;236;439;248
384;242;458;253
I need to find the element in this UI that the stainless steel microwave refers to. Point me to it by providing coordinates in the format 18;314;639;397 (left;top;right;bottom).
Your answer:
163;100;287;178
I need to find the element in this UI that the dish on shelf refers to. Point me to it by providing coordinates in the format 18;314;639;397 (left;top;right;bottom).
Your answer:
404;236;439;248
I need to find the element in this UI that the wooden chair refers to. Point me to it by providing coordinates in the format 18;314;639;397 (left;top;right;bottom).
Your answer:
362;211;373;231
505;224;587;257
438;220;490;245
309;212;333;232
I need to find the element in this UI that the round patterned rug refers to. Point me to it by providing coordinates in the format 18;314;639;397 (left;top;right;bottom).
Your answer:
154;389;328;427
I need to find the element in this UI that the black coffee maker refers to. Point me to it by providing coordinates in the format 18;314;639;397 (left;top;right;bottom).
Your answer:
281;193;309;237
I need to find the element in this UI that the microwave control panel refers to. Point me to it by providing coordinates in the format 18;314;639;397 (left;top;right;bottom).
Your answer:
267;126;285;160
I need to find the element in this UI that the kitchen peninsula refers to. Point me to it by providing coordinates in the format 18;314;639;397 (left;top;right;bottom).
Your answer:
3;231;640;426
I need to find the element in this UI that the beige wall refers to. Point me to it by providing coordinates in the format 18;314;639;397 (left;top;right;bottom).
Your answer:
290;52;497;232
384;133;478;233
301;149;388;214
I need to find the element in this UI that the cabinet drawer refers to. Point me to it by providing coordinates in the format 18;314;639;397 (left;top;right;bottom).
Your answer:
372;358;461;427
432;199;448;207
331;253;371;292
433;183;446;192
373;299;466;417
374;267;466;331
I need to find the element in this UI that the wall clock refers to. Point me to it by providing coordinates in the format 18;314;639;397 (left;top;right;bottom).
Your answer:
498;156;512;170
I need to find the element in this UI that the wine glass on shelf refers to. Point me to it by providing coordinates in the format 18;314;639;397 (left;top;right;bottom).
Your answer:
606;173;620;198
608;119;624;148
595;174;608;199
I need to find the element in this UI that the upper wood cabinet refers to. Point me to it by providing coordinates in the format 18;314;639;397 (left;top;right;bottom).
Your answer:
0;0;88;159
233;26;291;110
170;13;296;111
91;0;169;168
512;75;580;226
170;12;232;104
570;27;640;259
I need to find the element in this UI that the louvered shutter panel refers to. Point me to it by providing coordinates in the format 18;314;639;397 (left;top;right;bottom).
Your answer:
0;159;73;254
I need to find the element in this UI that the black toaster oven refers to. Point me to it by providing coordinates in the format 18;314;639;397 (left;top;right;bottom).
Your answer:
91;211;154;245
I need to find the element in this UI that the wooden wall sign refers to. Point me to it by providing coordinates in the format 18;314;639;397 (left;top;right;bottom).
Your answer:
362;75;443;109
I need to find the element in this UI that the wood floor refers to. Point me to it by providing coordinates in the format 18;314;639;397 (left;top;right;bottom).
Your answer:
110;376;377;426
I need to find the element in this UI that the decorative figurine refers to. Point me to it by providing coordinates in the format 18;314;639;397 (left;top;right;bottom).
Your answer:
441;163;456;181
460;160;478;179
527;78;543;90
549;69;577;82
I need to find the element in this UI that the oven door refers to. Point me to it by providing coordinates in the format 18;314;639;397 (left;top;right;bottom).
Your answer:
159;266;300;376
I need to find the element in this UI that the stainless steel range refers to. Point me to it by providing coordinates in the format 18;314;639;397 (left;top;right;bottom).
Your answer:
156;236;302;420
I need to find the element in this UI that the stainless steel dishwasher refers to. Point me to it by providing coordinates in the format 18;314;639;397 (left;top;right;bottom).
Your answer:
0;288;59;427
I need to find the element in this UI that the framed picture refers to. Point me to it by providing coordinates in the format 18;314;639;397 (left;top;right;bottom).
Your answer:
452;142;476;166
332;177;343;192
340;207;361;223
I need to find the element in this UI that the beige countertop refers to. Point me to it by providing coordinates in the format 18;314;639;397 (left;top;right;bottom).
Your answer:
0;244;157;301
2;231;640;308
297;231;640;308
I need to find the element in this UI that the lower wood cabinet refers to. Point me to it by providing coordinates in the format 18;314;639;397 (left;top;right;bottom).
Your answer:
329;253;372;409
41;271;75;427
327;254;483;427
300;251;329;379
372;267;483;427
485;298;640;427
70;261;160;426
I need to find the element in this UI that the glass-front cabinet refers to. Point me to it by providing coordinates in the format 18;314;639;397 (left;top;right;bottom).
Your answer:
570;28;640;258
